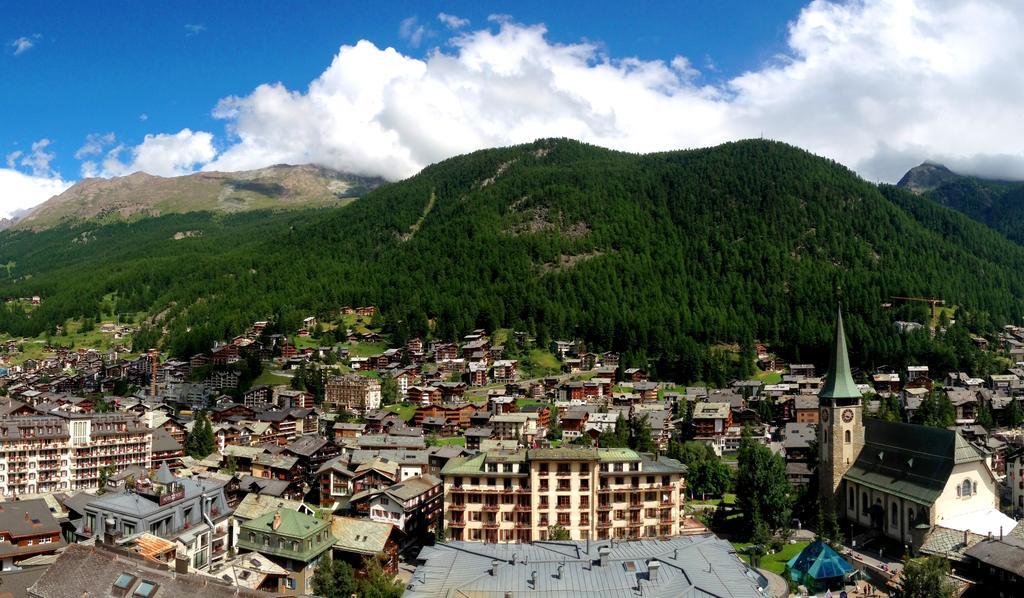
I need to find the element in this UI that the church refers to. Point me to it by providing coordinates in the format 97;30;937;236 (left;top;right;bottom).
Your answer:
818;308;1011;550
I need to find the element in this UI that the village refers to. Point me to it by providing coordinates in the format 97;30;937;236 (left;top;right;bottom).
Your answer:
1;306;1024;596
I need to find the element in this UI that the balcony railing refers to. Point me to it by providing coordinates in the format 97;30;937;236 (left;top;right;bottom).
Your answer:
448;520;465;527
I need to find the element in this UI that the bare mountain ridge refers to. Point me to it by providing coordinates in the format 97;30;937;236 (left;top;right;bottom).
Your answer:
14;164;386;230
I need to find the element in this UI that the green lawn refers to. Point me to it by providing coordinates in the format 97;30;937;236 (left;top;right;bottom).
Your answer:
342;342;388;357
431;436;466;447
690;493;736;506
754;370;783;385
516;398;546;409
253;370;293;386
387;402;418;422
521;349;561;378
733;541;809;574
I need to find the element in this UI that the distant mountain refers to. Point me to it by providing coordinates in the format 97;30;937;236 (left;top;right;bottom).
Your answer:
896;162;961;194
897;163;1024;245
14;164;386;230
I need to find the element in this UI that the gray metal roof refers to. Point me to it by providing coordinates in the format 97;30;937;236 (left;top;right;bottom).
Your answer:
405;535;767;597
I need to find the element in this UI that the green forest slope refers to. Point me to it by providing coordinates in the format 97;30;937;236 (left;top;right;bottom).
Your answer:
2;139;1023;381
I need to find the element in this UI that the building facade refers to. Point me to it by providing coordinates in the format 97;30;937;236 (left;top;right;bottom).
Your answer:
442;448;687;543
324;374;381;414
0;413;151;497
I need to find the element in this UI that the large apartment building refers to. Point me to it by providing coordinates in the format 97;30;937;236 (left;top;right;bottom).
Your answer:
324;374;381;414
441;448;687;543
0;413;151;497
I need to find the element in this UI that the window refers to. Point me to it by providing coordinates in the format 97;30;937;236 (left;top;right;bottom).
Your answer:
292;541;299;551
285;578;296;590
122;522;135;536
891;505;898;526
844;430;851;444
539;463;548;474
961;479;973;497
861;492;868;514
133;581;159;598
249;532;256;543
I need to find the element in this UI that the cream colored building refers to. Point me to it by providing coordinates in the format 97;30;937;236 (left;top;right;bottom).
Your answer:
0;413;151;497
441;448;687;543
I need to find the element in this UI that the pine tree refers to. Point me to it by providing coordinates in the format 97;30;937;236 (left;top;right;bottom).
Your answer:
1010;398;1024;428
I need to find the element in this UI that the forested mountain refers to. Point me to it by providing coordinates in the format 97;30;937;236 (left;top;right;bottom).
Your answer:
1;139;1023;381
898;163;1024;245
14;164;385;230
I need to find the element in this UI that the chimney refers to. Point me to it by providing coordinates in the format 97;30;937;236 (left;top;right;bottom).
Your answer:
102;516;117;546
530;570;538;587
272;510;282;531
175;553;189;574
510;553;518;565
491;559;500;576
598;546;611;567
557;564;564;579
648;560;661;583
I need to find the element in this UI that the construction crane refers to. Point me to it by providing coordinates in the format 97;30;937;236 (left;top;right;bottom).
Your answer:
890;296;946;321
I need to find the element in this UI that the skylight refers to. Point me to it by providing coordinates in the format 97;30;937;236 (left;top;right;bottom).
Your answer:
133;580;158;598
113;573;136;590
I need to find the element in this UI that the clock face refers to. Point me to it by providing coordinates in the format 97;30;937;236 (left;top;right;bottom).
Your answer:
821;408;830;422
842;408;854;423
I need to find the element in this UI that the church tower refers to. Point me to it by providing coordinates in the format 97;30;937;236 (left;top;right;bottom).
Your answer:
818;306;865;512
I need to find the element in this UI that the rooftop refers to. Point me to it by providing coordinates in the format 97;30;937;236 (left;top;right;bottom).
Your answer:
406;535;766;597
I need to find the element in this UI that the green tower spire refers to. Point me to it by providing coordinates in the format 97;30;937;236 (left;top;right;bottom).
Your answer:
819;305;860;402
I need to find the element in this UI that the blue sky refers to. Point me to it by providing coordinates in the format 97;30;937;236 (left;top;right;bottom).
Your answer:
3;1;1024;216
3;0;804;179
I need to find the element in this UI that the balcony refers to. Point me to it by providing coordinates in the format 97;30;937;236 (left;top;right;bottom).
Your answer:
597;503;611;511
555;470;572;477
484;521;499;529
515;521;531;529
483;503;499;512
449;504;465;511
597;520;612;529
514;487;531;495
514;503;531;512
448;520;465;528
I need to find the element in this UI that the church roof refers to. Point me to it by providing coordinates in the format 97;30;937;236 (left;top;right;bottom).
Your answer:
843;420;986;506
819;307;860;401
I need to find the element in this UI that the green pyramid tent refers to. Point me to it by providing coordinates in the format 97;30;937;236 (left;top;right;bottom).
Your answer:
786;540;855;592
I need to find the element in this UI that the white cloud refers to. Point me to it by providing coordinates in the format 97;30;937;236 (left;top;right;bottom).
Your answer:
437;13;469;29
185;24;206;37
31;0;1013;189
399;16;431;48
98;129;216;177
6;139;58;178
75;132;116;160
10;35;38;56
200;1;1024;183
0;169;70;218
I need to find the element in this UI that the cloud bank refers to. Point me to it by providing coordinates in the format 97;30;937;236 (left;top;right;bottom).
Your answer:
6;0;1024;219
202;1;1024;183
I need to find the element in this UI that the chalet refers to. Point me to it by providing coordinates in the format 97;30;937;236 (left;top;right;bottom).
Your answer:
0;498;67;570
467;362;487;386
413;402;475;429
464;427;493;450
333;422;366;441
244;385;274;409
211;402;255;422
518;403;551;429
408;385;442;406
872;372;901;393
330;516;404;575
692;402;733;437
790;363;815;378
491;360;518;383
623;368;647;382
793;395;820;424
351;473;442;541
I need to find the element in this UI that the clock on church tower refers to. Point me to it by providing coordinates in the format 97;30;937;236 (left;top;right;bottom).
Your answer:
818;307;865;511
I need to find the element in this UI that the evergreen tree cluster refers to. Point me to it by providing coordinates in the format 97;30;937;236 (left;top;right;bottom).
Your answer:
185;411;216;458
2;139;1024;377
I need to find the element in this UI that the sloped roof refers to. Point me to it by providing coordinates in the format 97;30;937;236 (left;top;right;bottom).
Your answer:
843;419;984;505
786;541;854;582
407;535;766;597
331;516;398;555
